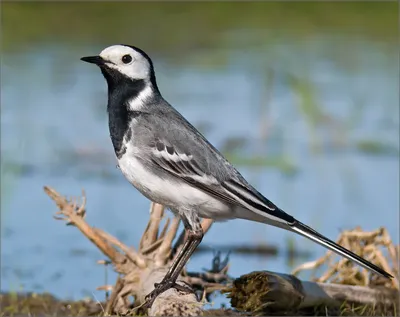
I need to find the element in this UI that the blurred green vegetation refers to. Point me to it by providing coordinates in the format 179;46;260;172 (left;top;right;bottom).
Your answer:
1;1;397;185
1;1;397;179
2;2;398;56
356;139;399;156
287;75;324;153
0;292;99;316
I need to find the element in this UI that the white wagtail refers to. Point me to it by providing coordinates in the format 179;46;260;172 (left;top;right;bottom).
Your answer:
81;44;392;307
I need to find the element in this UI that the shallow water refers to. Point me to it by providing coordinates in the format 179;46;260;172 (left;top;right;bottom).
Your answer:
1;2;398;306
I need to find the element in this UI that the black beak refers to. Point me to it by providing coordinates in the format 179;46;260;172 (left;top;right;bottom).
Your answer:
80;55;105;65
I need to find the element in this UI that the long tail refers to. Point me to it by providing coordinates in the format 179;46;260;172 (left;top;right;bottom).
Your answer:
290;220;393;278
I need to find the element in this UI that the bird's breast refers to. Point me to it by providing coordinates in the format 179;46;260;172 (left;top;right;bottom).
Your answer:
117;147;232;217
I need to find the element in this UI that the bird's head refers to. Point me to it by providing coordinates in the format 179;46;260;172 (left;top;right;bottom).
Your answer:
81;44;158;91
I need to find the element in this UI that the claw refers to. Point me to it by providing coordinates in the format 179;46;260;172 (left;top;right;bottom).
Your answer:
173;283;192;294
143;280;192;309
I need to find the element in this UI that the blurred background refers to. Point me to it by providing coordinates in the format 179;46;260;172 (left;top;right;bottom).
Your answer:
1;1;399;306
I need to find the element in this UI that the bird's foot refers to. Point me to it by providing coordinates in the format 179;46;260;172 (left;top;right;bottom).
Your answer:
142;280;192;310
172;282;193;294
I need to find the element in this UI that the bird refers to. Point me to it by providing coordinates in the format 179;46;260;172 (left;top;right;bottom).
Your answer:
81;44;392;308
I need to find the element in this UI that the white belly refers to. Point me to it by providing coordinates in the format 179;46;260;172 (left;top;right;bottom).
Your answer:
118;153;232;220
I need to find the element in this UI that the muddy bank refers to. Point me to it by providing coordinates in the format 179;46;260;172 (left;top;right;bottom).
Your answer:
1;291;398;316
0;292;103;316
0;292;244;316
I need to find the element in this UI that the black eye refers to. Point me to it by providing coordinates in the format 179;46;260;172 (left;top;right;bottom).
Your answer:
121;54;132;64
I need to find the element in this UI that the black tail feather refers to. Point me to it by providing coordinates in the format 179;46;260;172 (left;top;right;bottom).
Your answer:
290;221;393;279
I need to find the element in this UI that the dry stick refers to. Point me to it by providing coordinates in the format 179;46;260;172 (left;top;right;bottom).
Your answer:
139;203;165;249
44;186;123;264
382;229;400;280
105;277;124;315
373;248;399;289
302;280;398;308
45;187;209;316
343;227;382;239
201;218;214;236
292;259;325;275
158;217;171;240
387;244;399;268
94;228;146;269
140;217;172;255
96;285;113;291
141;239;164;255
139;221;152;250
155;217;181;266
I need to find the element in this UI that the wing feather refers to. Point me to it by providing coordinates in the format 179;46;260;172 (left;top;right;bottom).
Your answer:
150;139;295;224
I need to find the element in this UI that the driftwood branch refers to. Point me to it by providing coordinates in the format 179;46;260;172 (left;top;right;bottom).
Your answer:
44;186;399;316
226;271;399;315
45;187;123;264
226;226;399;315
44;186;228;316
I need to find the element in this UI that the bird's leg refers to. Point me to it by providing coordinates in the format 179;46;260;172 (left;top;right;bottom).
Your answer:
142;214;203;309
159;229;203;291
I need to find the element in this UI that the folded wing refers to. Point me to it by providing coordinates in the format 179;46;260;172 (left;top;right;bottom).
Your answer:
149;139;295;224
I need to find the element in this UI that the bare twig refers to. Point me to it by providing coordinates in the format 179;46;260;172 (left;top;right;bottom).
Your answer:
139;203;165;249
155;216;181;266
141;239;164;255
105;277;124;315
44;186;123;264
201;218;214;235
158;217;171;240
44;186;213;316
94;228;146;269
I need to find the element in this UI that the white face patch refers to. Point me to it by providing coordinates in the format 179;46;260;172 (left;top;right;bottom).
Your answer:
99;45;151;80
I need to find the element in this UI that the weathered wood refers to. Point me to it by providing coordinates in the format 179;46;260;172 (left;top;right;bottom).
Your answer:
226;271;399;314
44;186;225;316
141;270;202;317
45;186;399;316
